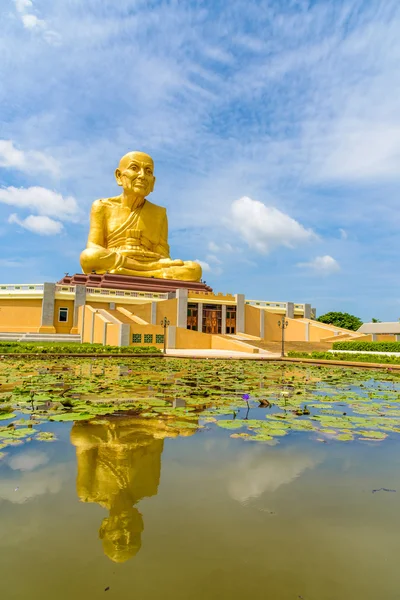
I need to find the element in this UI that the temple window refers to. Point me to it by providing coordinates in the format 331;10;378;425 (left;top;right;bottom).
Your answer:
58;307;69;323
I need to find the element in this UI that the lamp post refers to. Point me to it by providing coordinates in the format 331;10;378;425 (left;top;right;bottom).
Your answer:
277;318;289;357
160;317;170;354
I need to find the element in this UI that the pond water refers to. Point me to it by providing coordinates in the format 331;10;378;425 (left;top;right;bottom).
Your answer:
1;359;400;599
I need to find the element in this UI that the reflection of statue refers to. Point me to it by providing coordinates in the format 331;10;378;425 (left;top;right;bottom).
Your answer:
70;417;196;563
80;151;202;281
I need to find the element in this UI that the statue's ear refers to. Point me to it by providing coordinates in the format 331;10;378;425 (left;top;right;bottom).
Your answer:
149;176;156;193
115;168;123;186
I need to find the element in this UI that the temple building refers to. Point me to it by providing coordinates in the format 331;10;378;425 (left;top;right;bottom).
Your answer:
0;273;363;351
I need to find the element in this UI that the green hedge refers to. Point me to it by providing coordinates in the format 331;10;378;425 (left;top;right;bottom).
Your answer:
0;342;161;355
287;351;400;364
332;341;400;352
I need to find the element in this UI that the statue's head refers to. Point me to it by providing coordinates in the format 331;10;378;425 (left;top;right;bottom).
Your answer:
99;507;144;563
115;151;155;198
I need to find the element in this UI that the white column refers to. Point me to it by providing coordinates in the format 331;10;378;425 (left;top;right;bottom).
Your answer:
221;305;227;334
90;311;96;343
197;303;203;332
235;294;245;333
167;325;176;349
305;321;310;342
150;301;157;325
73;284;86;328
176;289;188;328
119;323;130;346
40;282;56;329
260;309;265;339
286;302;294;319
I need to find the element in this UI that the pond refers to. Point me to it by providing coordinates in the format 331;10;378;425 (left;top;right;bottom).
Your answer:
1;358;400;599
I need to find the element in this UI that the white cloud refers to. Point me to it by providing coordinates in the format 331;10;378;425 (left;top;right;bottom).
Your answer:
7;450;49;472
297;255;340;275
228;446;321;503
195;259;211;273
206;254;222;265
14;0;33;13
208;241;220;253
0;140;59;176
194;259;222;277
13;0;58;40
339;229;348;240
208;241;234;254
230;196;316;254
8;213;63;235
21;13;45;30
313;123;400;183
0;259;25;268
0;464;70;504
0;186;79;220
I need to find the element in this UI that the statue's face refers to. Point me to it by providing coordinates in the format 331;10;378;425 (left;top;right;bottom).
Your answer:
115;152;155;197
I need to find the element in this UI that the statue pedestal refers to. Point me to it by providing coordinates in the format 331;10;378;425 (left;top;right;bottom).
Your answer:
57;273;213;294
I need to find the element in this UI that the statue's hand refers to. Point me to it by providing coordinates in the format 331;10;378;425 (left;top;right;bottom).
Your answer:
159;258;184;267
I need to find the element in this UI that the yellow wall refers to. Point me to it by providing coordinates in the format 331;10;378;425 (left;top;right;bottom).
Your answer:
130;323;165;348
105;322;120;346
80;306;96;343
175;327;212;349
53;299;74;334
93;313;105;344
309;322;341;342
0;299;42;332
126;303;151;323
377;334;398;341
156;298;177;326
285;318;308;341
245;305;261;337
263;312;281;341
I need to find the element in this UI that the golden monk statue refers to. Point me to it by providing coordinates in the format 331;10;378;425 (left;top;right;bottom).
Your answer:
71;416;197;563
80;151;202;281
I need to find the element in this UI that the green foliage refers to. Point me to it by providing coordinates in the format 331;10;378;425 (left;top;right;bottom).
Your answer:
0;342;161;355
317;311;363;331
288;351;400;364
333;341;400;352
1;357;400;453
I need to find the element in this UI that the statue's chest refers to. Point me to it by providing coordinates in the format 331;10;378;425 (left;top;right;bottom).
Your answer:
106;207;142;235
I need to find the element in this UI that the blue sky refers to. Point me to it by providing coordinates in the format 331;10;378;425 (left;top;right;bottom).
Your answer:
1;0;400;321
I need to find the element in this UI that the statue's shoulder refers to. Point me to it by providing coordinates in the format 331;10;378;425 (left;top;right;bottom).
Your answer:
91;197;120;212
144;199;167;217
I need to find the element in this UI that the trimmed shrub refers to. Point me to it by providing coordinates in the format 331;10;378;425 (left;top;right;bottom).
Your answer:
0;342;161;355
333;341;400;352
287;351;400;364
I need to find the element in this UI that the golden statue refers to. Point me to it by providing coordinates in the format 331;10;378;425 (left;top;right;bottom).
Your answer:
70;416;197;563
80;151;202;281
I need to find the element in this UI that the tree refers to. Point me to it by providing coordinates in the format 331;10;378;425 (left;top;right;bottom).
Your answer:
371;318;381;323
317;312;363;331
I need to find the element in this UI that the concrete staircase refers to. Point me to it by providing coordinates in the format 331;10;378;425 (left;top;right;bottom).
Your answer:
0;332;82;343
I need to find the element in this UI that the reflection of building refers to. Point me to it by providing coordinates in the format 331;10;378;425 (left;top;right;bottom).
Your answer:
70;417;196;563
